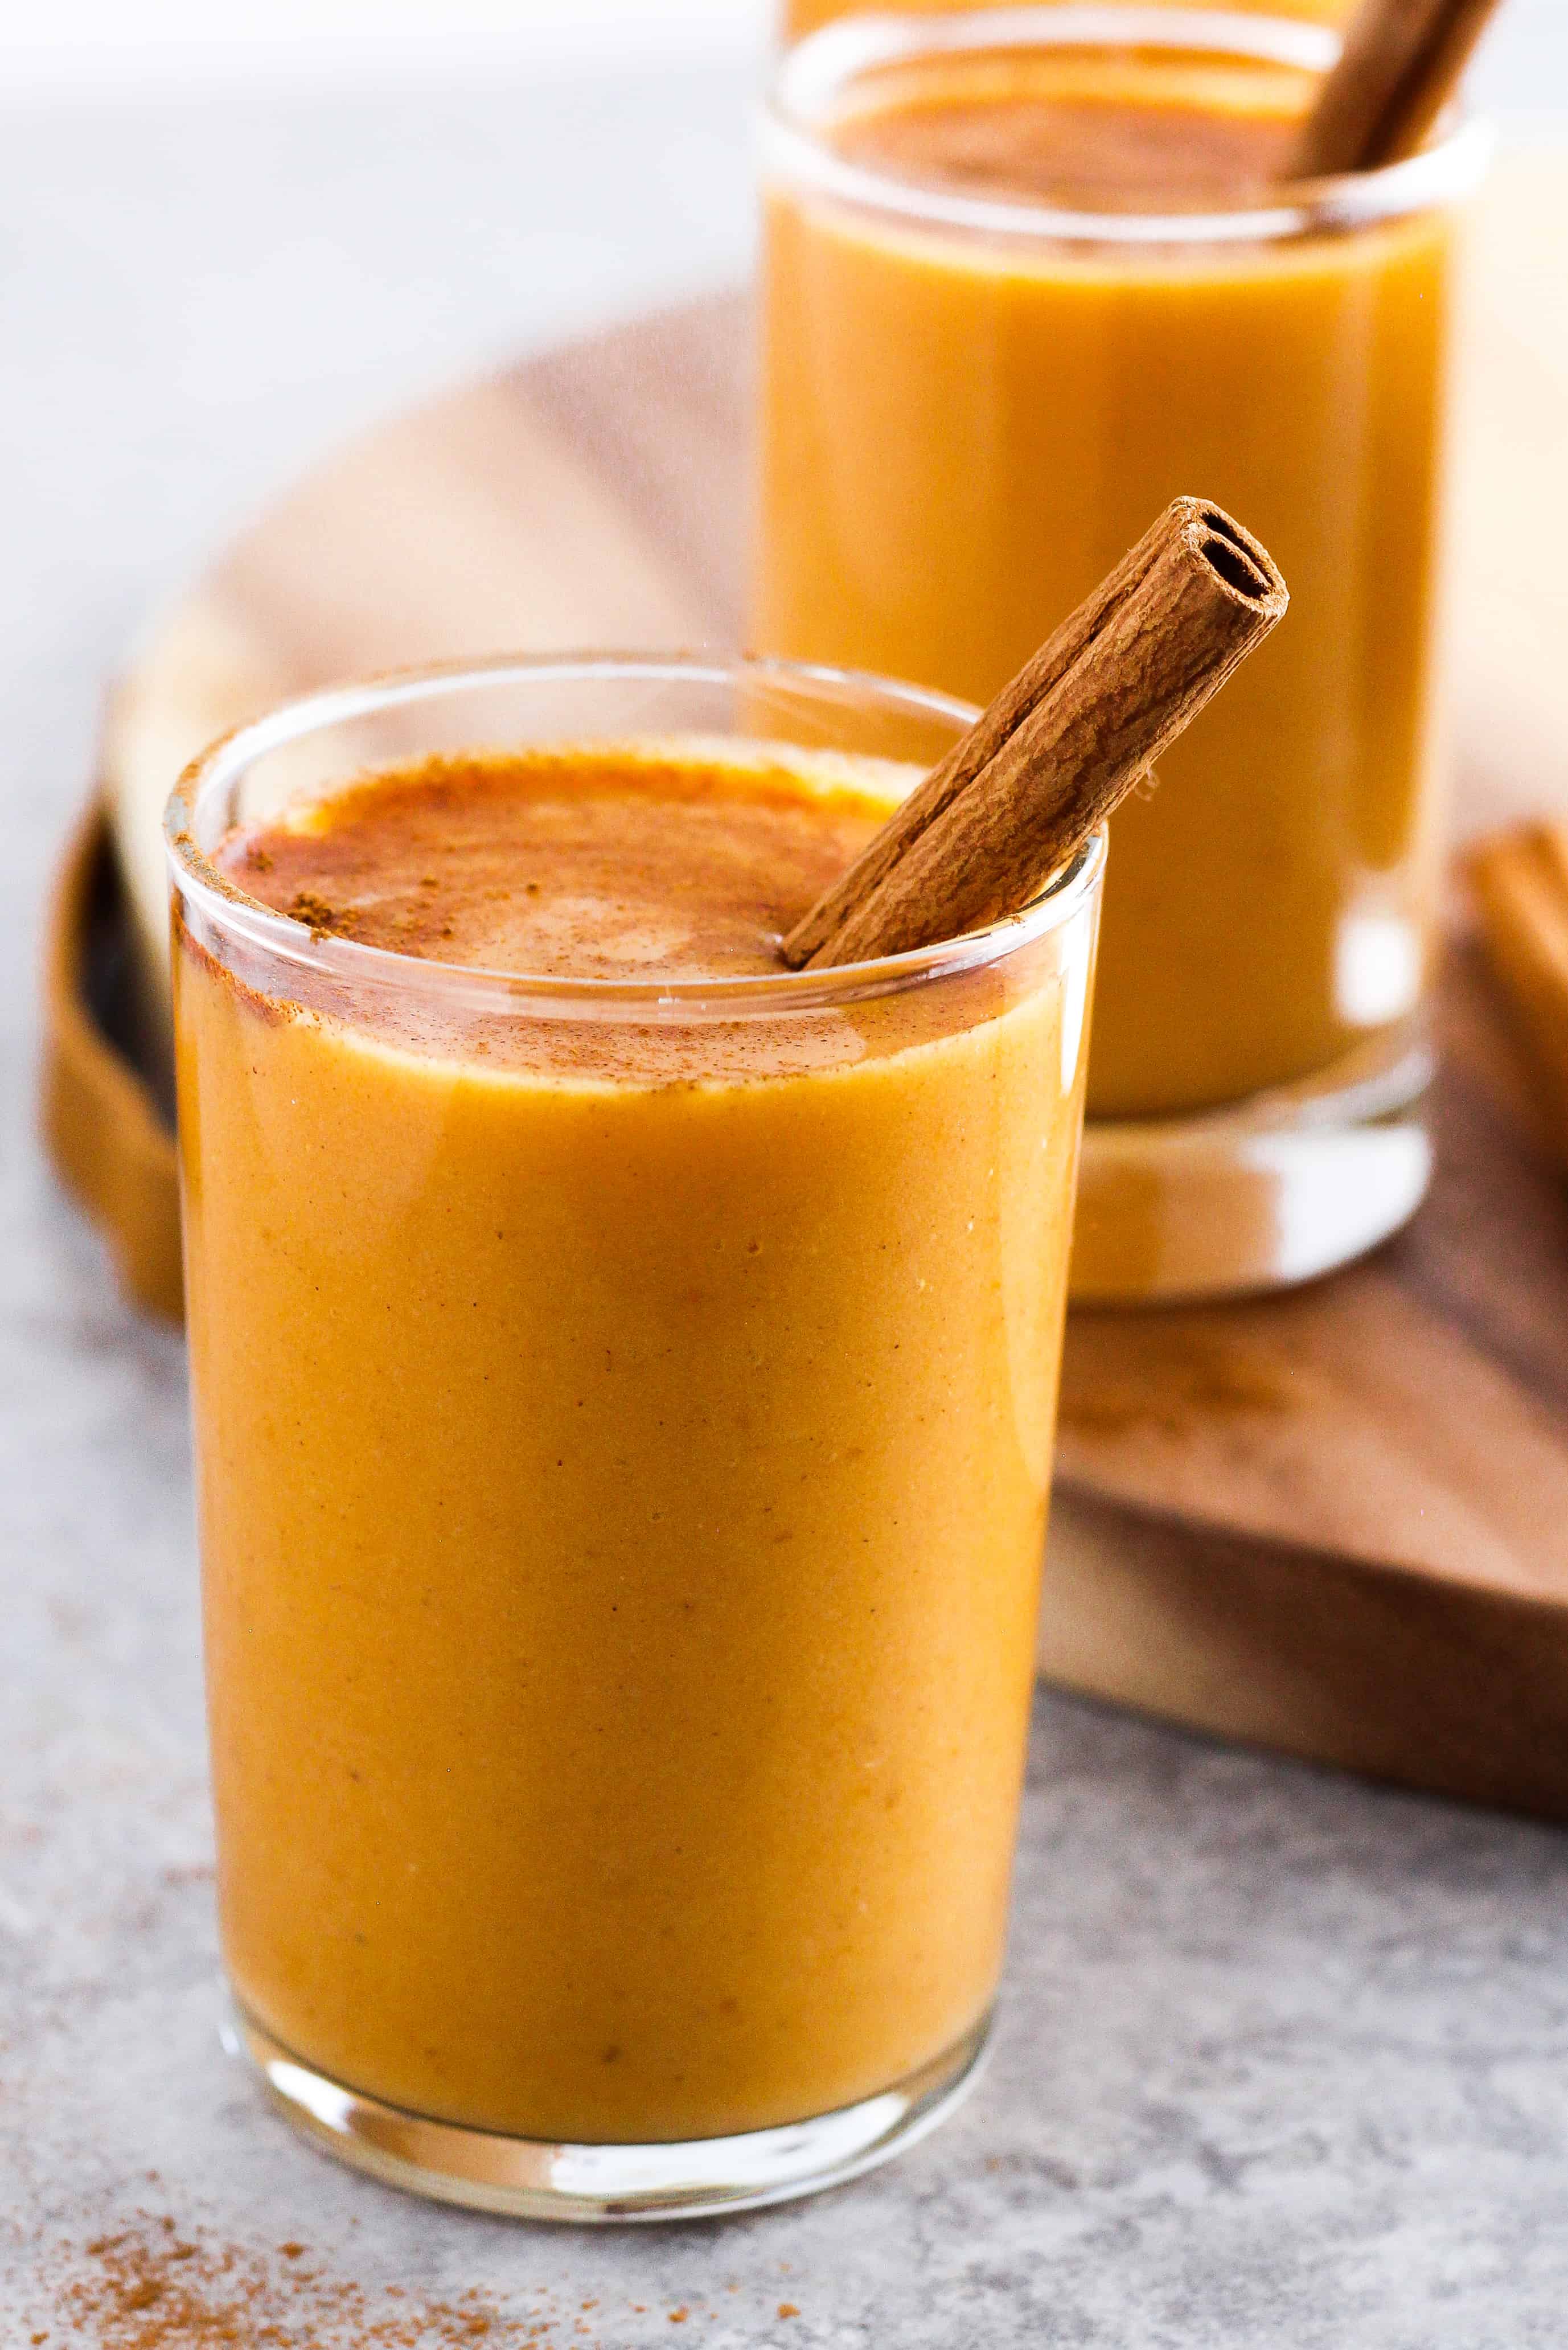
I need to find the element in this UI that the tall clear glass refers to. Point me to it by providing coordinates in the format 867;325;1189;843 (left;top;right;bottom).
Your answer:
166;653;1103;2221
756;9;1491;1299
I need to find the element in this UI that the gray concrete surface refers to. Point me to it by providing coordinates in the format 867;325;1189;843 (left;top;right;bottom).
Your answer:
6;30;1568;2347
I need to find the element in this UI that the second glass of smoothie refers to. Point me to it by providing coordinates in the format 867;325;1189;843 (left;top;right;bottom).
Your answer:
167;653;1102;2221
756;6;1491;1297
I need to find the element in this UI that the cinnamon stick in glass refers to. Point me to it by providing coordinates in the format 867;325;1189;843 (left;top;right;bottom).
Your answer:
1469;822;1568;1163
781;498;1288;973
1291;0;1504;179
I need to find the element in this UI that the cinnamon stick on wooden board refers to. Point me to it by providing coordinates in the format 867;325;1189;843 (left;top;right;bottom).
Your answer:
1291;0;1505;179
781;498;1287;972
1468;822;1568;1162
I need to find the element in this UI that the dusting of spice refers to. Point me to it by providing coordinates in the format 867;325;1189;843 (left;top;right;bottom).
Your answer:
215;747;890;983
286;889;352;942
46;2217;558;2347
831;59;1312;212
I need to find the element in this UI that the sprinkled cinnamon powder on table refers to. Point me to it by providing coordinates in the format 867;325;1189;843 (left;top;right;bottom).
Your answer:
39;2217;564;2348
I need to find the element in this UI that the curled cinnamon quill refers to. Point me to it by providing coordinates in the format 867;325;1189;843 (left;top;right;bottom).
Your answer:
1291;0;1504;178
781;498;1287;971
1469;822;1568;1165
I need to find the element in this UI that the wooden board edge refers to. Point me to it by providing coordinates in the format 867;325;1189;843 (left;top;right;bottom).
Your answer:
1044;1482;1568;1822
39;796;183;1323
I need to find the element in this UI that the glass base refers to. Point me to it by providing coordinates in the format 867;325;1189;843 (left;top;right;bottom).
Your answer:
221;2001;991;2223
1070;1027;1434;1305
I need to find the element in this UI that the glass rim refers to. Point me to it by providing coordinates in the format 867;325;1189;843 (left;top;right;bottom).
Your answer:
764;5;1494;249
165;649;1107;1020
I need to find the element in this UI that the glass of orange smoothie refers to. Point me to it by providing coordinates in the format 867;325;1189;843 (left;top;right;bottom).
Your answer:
756;7;1490;1299
166;653;1102;2221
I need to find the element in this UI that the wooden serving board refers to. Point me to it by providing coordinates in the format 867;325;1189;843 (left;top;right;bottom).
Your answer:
69;156;1568;1817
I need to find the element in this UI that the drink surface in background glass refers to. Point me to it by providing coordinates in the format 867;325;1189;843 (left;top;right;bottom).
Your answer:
784;0;1349;33
166;654;1103;2221
755;7;1488;1298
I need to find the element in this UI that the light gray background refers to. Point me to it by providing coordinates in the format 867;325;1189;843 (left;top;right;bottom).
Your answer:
6;14;1568;2344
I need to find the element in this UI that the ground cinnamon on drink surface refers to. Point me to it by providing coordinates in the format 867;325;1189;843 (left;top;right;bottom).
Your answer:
832;63;1311;210
219;748;886;982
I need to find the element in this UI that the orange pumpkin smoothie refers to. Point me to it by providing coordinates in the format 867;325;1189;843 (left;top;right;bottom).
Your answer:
756;12;1482;1124
167;659;1100;2207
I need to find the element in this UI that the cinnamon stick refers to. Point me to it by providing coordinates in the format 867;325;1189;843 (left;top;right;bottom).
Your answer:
1469;822;1568;1162
1291;0;1504;179
781;498;1287;972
